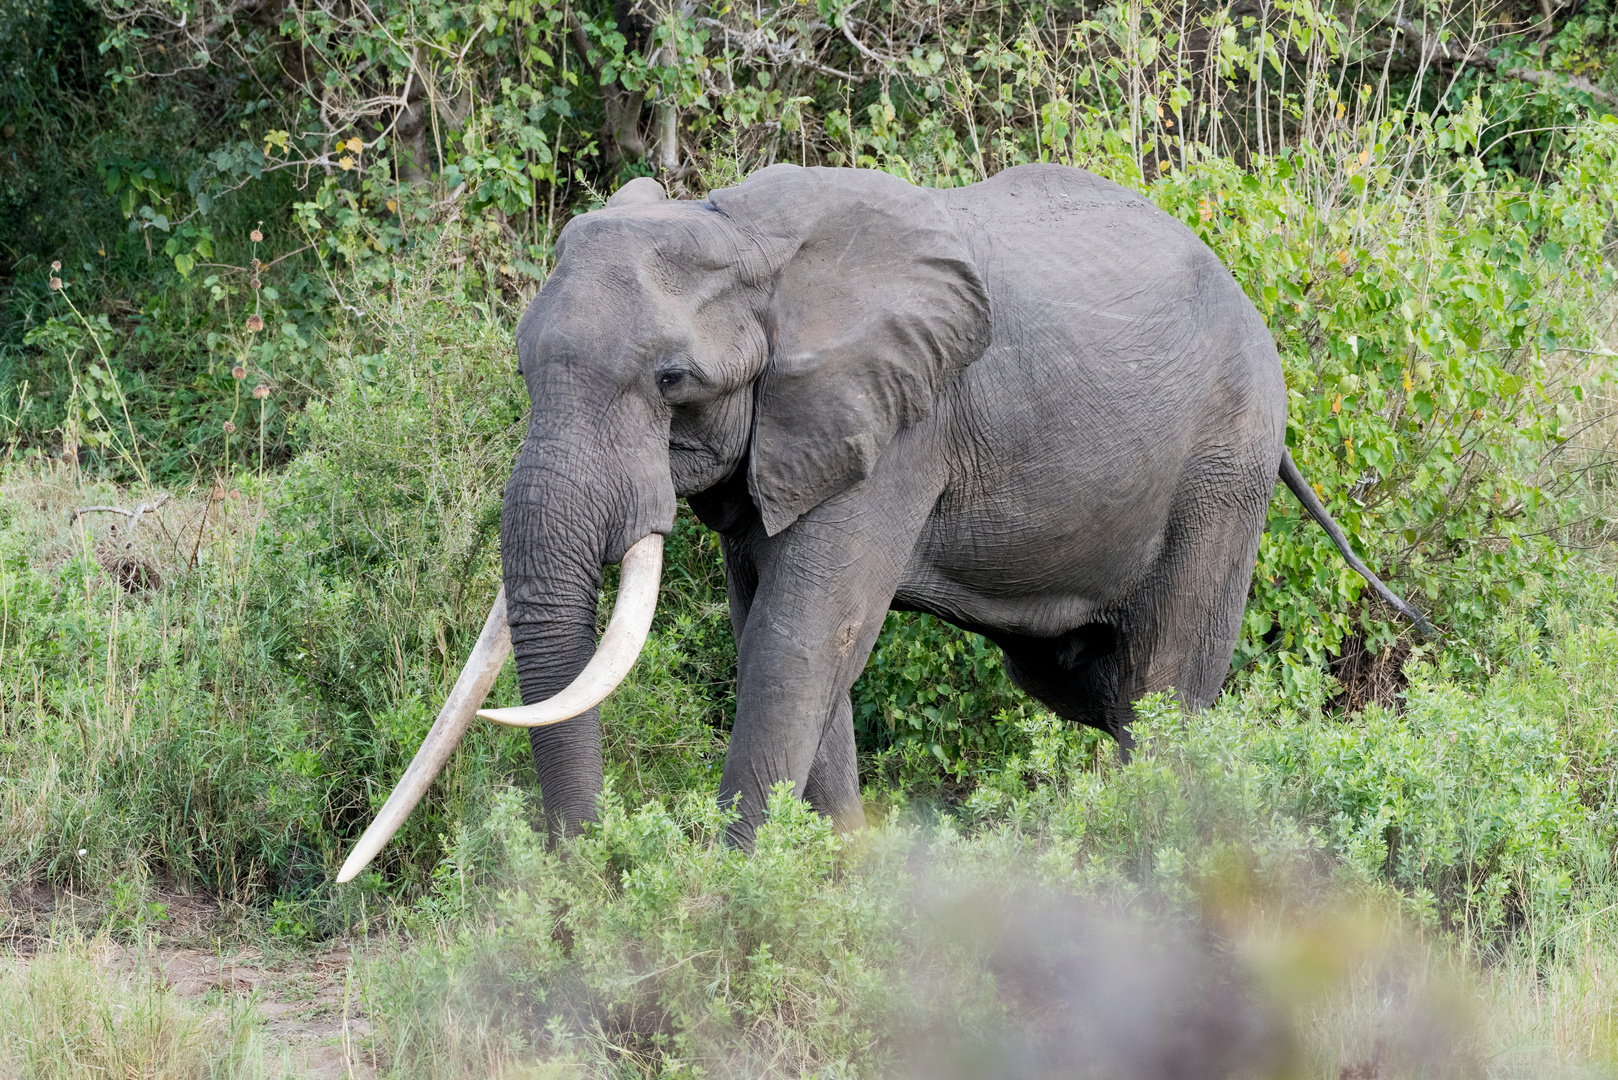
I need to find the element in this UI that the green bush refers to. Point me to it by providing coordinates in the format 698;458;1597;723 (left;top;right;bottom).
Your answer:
361;596;1618;1074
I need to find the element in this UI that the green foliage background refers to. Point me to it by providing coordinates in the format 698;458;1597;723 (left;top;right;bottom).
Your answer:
2;0;1618;1073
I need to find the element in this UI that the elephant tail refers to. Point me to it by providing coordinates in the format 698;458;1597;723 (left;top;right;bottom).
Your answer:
1278;450;1439;638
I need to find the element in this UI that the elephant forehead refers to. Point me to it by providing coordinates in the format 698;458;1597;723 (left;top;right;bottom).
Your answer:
518;294;676;369
521;261;694;353
557;207;739;281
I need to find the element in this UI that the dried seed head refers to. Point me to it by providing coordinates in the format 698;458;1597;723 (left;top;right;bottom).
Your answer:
251;229;263;243
51;260;61;271
250;276;262;290
231;365;247;380
48;277;62;291
253;384;271;399
246;314;264;332
223;421;236;434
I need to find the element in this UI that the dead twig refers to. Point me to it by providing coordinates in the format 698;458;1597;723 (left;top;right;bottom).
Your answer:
70;493;171;527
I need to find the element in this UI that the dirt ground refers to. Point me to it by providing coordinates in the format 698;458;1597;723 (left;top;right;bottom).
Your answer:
100;940;378;1078
5;883;380;1079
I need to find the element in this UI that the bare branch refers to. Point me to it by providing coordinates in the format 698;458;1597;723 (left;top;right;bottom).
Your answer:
1382;15;1615;107
1499;66;1617;107
697;18;856;80
71;493;170;526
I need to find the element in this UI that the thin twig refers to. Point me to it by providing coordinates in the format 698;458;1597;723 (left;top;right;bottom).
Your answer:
69;494;169;526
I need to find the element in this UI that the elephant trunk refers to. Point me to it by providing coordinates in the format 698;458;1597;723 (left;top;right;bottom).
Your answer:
477;533;660;726
334;444;665;882
499;447;620;838
495;418;672;838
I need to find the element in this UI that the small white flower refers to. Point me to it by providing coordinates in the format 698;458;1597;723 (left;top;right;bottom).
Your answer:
77;849;87;857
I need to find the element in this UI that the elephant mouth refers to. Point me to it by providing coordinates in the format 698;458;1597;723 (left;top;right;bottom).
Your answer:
334;532;665;883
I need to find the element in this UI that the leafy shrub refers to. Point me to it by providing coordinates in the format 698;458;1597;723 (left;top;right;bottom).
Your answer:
1175;119;1618;675
854;613;1046;785
364;596;1618;1074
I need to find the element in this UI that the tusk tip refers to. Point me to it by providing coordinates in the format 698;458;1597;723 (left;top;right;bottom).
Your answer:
336;847;375;884
475;704;571;727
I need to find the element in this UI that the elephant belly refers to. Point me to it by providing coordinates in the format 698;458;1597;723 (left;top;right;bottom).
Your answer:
892;307;1281;638
896;479;1173;638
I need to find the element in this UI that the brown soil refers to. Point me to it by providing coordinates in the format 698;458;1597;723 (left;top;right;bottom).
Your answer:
100;941;378;1079
3;879;235;955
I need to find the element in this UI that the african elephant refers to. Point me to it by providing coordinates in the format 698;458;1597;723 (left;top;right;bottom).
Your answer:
338;163;1427;879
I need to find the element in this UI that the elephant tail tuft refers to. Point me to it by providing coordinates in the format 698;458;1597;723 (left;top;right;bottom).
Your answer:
1278;450;1440;639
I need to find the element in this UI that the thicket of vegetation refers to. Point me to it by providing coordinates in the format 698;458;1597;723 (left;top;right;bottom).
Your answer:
3;0;1618;1074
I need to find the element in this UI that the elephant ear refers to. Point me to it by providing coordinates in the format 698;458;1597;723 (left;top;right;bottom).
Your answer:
709;166;991;536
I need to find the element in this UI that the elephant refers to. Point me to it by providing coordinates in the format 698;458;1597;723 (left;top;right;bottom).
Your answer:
338;163;1428;880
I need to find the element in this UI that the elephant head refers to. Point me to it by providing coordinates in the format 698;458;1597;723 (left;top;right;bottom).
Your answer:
338;166;990;881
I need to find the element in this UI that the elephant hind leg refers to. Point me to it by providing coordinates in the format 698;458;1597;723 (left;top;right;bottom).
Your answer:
995;624;1129;743
1087;475;1270;738
993;480;1268;745
1123;482;1271;713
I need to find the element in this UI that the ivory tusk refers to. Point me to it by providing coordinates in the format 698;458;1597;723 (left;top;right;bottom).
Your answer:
335;533;663;884
477;532;663;727
336;588;513;883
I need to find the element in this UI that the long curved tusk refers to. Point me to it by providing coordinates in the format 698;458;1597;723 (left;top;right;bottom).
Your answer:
477;532;663;728
335;589;513;884
335;533;663;884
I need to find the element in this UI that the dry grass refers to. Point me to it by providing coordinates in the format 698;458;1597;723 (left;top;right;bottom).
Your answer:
0;939;262;1080
1475;924;1618;1073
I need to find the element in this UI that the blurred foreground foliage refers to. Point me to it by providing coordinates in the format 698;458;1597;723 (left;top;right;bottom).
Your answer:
365;639;1618;1076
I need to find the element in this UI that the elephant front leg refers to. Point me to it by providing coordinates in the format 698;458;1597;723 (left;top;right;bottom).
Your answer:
719;531;865;837
720;590;890;849
717;484;935;848
803;693;865;832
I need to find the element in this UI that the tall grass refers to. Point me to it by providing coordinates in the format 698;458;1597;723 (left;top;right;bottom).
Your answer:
0;939;265;1080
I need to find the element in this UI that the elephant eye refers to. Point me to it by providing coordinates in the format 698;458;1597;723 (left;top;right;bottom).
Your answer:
658;370;687;389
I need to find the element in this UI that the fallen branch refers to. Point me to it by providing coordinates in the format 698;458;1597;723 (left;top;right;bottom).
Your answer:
70;505;135;522
70;494;170;526
126;494;171;539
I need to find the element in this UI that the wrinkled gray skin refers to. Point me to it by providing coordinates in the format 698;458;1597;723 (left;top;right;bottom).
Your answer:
507;163;1287;850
